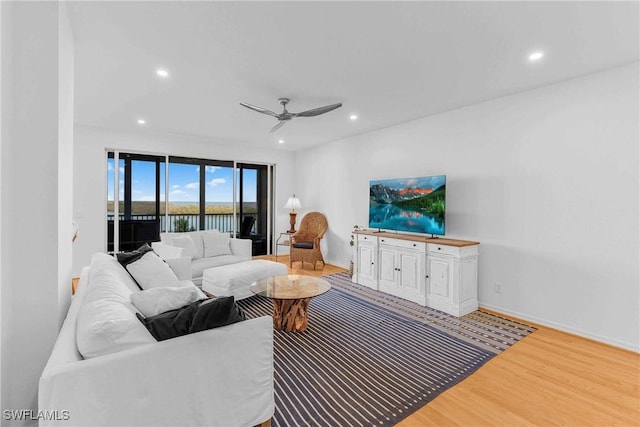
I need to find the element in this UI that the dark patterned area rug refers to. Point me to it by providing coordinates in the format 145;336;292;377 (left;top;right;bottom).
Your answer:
237;273;535;427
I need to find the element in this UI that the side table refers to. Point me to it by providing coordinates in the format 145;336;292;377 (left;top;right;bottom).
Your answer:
275;231;295;261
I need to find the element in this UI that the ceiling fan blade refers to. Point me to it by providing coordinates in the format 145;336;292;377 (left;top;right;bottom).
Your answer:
294;102;342;117
269;121;287;133
240;102;280;118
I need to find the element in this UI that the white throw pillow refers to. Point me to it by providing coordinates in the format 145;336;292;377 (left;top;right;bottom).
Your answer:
151;241;184;260
126;251;181;290
169;235;198;260
203;232;232;257
130;286;207;317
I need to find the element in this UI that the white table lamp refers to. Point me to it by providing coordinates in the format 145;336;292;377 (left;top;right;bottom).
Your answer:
284;194;302;233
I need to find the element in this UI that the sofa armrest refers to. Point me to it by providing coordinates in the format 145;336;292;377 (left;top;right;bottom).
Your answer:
164;257;192;281
230;238;252;259
39;316;274;427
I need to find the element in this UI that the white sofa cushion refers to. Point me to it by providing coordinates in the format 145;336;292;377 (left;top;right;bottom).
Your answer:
169;235;198;260
130;286;206;317
191;255;248;280
164;257;192;281
91;252;140;293
126;251;181;290
203;231;232;257
77;255;156;359
161;231;207;259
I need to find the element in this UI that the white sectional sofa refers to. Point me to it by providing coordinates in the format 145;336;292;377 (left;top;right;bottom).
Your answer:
153;230;252;286
39;253;274;427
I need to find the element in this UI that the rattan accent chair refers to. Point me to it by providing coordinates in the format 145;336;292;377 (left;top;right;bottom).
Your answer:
289;212;328;270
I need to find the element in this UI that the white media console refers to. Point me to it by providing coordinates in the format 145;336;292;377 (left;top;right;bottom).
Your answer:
353;230;479;317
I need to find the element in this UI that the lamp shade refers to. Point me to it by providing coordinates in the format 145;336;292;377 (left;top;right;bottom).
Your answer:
284;194;302;211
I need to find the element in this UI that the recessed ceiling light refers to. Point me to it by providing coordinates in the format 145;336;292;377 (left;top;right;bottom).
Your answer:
137;119;146;125
528;51;544;62
156;68;169;78
350;114;358;121
278;139;285;144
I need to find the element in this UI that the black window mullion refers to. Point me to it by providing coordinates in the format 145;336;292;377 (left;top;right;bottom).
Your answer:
199;161;206;230
155;160;161;231
239;164;244;226
124;156;132;220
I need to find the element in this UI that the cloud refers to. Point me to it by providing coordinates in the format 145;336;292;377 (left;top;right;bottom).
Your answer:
106;163;124;174
208;178;226;187
196;166;218;173
185;182;199;189
139;195;155;201
170;189;187;196
172;184;180;189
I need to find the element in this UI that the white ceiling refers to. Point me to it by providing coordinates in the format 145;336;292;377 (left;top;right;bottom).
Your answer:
68;1;639;151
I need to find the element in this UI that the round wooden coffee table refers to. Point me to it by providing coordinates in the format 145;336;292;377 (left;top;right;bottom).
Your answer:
250;275;331;332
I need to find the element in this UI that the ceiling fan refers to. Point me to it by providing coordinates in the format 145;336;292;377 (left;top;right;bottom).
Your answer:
240;98;342;133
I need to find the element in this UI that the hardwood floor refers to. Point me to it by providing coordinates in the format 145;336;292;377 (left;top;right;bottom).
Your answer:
262;255;640;426
254;254;346;277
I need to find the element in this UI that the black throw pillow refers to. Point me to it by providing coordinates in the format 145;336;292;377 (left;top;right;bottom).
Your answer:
137;296;246;341
116;243;154;268
190;296;246;334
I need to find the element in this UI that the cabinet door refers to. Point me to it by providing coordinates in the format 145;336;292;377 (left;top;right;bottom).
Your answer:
398;251;425;302
378;246;397;293
427;256;451;301
358;244;376;282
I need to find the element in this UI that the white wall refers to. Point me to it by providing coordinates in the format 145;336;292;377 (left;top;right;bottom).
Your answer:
295;63;639;351
73;126;296;274
57;2;74;328
0;0;4;419
0;2;75;424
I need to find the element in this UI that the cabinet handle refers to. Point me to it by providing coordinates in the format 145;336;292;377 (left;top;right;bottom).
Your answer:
426;275;429;278
438;247;441;250
371;262;374;265
381;239;385;242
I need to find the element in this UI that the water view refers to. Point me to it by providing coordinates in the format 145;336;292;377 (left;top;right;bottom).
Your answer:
369;204;444;235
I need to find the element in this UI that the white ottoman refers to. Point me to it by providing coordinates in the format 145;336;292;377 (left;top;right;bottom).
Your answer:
201;260;287;300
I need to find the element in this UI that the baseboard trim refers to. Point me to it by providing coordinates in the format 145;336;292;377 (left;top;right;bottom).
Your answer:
480;303;639;353
326;258;349;270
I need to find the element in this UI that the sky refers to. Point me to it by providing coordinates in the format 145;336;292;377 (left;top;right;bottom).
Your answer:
107;159;257;203
370;174;446;190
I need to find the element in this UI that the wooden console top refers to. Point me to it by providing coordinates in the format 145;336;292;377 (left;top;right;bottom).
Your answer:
355;230;479;247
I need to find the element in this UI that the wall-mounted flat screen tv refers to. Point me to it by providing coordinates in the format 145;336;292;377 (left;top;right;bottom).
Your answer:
369;175;446;236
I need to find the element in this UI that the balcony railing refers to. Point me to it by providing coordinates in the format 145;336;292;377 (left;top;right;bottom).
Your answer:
106;213;258;234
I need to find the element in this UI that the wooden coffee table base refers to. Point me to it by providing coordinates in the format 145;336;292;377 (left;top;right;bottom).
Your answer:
272;298;311;332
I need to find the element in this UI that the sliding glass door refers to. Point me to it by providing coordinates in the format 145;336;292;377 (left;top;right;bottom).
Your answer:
107;151;273;256
107;152;166;251
236;163;270;255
